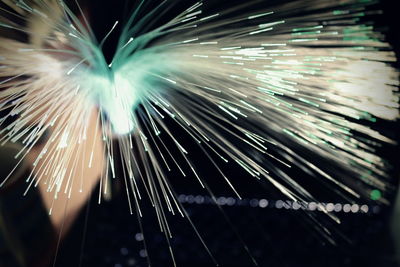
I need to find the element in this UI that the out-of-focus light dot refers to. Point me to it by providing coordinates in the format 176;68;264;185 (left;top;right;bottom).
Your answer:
276;200;284;209
292;201;301;210
351;204;359;213
127;258;136;266
187;195;195;204
259;199;268;208
343;204;351;213
114;264;122;267
227;197;235;206
195;195;204;204
370;189;382;200
139;249;147;258
283;201;291;209
308;202;317;211
250;199;259;207
120;247;129;256
361;205;369;213
217;197;227;205
317;203;324;211
178;194;186;202
135;233;144;241
334;203;342;212
326;203;334;212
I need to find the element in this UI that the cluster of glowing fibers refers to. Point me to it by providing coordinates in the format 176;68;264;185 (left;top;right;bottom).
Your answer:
0;0;399;264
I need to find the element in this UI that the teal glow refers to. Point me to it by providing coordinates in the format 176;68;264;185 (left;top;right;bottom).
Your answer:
86;71;137;135
77;0;177;136
85;49;173;135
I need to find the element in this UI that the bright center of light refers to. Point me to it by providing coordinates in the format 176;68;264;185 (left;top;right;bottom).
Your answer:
90;72;139;135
